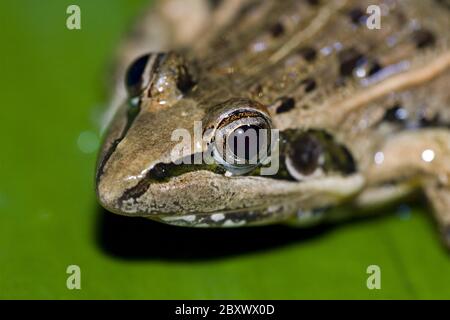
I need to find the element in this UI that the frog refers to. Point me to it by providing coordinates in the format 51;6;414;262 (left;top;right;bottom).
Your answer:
96;0;450;249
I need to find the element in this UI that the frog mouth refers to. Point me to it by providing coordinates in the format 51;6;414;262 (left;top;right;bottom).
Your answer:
115;173;365;224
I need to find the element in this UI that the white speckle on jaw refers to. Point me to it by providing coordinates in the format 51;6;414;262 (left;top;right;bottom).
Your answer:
320;46;332;56
223;219;246;227
163;215;196;223
195;223;210;227
121;198;139;214
267;205;281;213
211;213;225;222
183;215;196;222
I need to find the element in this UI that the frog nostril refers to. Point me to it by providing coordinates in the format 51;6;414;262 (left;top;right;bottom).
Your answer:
125;52;196;106
175;64;196;94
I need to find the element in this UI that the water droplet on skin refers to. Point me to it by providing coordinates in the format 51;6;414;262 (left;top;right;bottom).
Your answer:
333;42;343;51
386;35;397;47
320;46;332;56
252;41;267;52
77;131;100;154
355;66;367;78
421;149;435;163
129;97;140;107
395;108;409;121
374;151;385;165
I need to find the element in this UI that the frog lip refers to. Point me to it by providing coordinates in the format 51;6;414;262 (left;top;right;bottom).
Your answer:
99;172;365;218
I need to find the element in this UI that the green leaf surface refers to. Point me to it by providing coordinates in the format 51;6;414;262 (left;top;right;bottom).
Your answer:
0;0;449;299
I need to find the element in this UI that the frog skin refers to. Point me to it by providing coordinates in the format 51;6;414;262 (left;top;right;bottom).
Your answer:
96;0;450;248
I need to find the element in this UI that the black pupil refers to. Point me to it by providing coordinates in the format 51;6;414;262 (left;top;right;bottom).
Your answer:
125;54;150;97
228;124;265;163
289;134;322;175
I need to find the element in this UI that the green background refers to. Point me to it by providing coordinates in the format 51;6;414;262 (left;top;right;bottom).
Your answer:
1;0;449;299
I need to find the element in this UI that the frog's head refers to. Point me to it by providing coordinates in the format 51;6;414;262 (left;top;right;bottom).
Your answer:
96;52;364;227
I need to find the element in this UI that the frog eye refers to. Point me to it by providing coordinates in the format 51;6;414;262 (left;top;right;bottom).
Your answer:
125;54;152;98
210;99;272;175
285;133;325;181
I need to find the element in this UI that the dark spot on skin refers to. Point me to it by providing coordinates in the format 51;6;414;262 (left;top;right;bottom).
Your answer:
419;112;441;128
208;0;223;9
412;29;436;49
275;97;296;114
367;59;382;76
383;104;408;123
118;155;226;205
289;134;323;176
338;48;364;77
269;22;285;38
348;7;366;25
306;0;320;6
435;0;450;9
298;47;317;62
301;78;317;92
125;54;150;97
